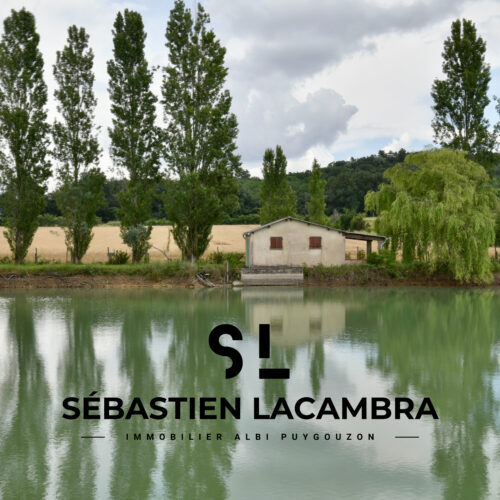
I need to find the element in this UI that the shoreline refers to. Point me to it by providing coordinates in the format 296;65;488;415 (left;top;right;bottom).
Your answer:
1;270;498;289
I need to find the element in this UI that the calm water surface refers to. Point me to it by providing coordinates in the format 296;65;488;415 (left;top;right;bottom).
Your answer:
0;287;499;499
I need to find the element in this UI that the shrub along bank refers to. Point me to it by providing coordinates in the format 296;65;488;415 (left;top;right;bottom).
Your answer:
305;255;500;286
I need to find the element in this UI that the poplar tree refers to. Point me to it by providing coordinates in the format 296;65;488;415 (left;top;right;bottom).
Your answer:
431;19;495;157
163;0;240;261
108;10;161;263
307;159;330;225
53;25;104;263
260;145;296;224
0;9;51;263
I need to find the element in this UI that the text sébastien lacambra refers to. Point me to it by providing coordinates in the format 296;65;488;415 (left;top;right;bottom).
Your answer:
62;324;439;422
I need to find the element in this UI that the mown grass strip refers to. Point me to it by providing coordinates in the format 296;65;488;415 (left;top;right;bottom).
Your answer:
0;261;229;280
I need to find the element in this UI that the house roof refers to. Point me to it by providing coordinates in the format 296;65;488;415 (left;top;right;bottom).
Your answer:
243;216;386;243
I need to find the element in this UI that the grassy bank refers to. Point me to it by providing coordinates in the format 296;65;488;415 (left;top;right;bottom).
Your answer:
0;257;498;288
305;259;500;286
0;260;235;284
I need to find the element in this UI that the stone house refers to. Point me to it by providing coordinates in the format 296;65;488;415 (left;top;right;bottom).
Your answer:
243;217;386;268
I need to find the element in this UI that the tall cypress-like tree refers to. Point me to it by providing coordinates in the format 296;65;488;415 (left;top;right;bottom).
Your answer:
0;9;51;263
260;145;296;224
53;25;104;264
431;19;495;157
108;10;161;263
162;0;240;261
307;159;329;225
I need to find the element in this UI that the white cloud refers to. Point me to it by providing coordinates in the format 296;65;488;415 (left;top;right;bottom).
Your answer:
236;87;357;162
383;132;411;153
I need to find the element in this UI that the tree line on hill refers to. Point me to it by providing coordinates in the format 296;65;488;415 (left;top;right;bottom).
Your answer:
34;148;406;227
229;148;408;226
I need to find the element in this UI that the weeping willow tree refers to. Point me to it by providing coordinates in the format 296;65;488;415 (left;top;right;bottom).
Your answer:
365;149;496;283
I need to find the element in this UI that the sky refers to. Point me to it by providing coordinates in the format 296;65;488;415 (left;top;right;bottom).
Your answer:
1;0;500;178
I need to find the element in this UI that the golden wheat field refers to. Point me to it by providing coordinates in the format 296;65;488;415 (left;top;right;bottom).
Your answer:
0;225;388;263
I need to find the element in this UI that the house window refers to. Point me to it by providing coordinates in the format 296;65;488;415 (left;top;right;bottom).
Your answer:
270;236;283;249
309;236;322;249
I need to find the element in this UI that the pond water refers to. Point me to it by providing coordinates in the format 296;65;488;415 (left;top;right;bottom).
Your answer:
0;287;499;499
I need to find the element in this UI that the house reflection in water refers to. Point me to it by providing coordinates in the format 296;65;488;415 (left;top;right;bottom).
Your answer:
240;287;346;346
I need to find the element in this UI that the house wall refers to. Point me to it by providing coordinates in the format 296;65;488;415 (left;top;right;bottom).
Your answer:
247;219;345;266
242;288;346;346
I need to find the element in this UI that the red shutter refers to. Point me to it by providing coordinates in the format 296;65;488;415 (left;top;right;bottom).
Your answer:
270;237;283;249
309;236;322;249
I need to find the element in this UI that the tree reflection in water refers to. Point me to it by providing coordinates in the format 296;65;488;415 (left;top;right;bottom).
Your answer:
109;296;159;499
0;297;50;499
344;289;499;500
161;289;240;500
56;296;103;499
